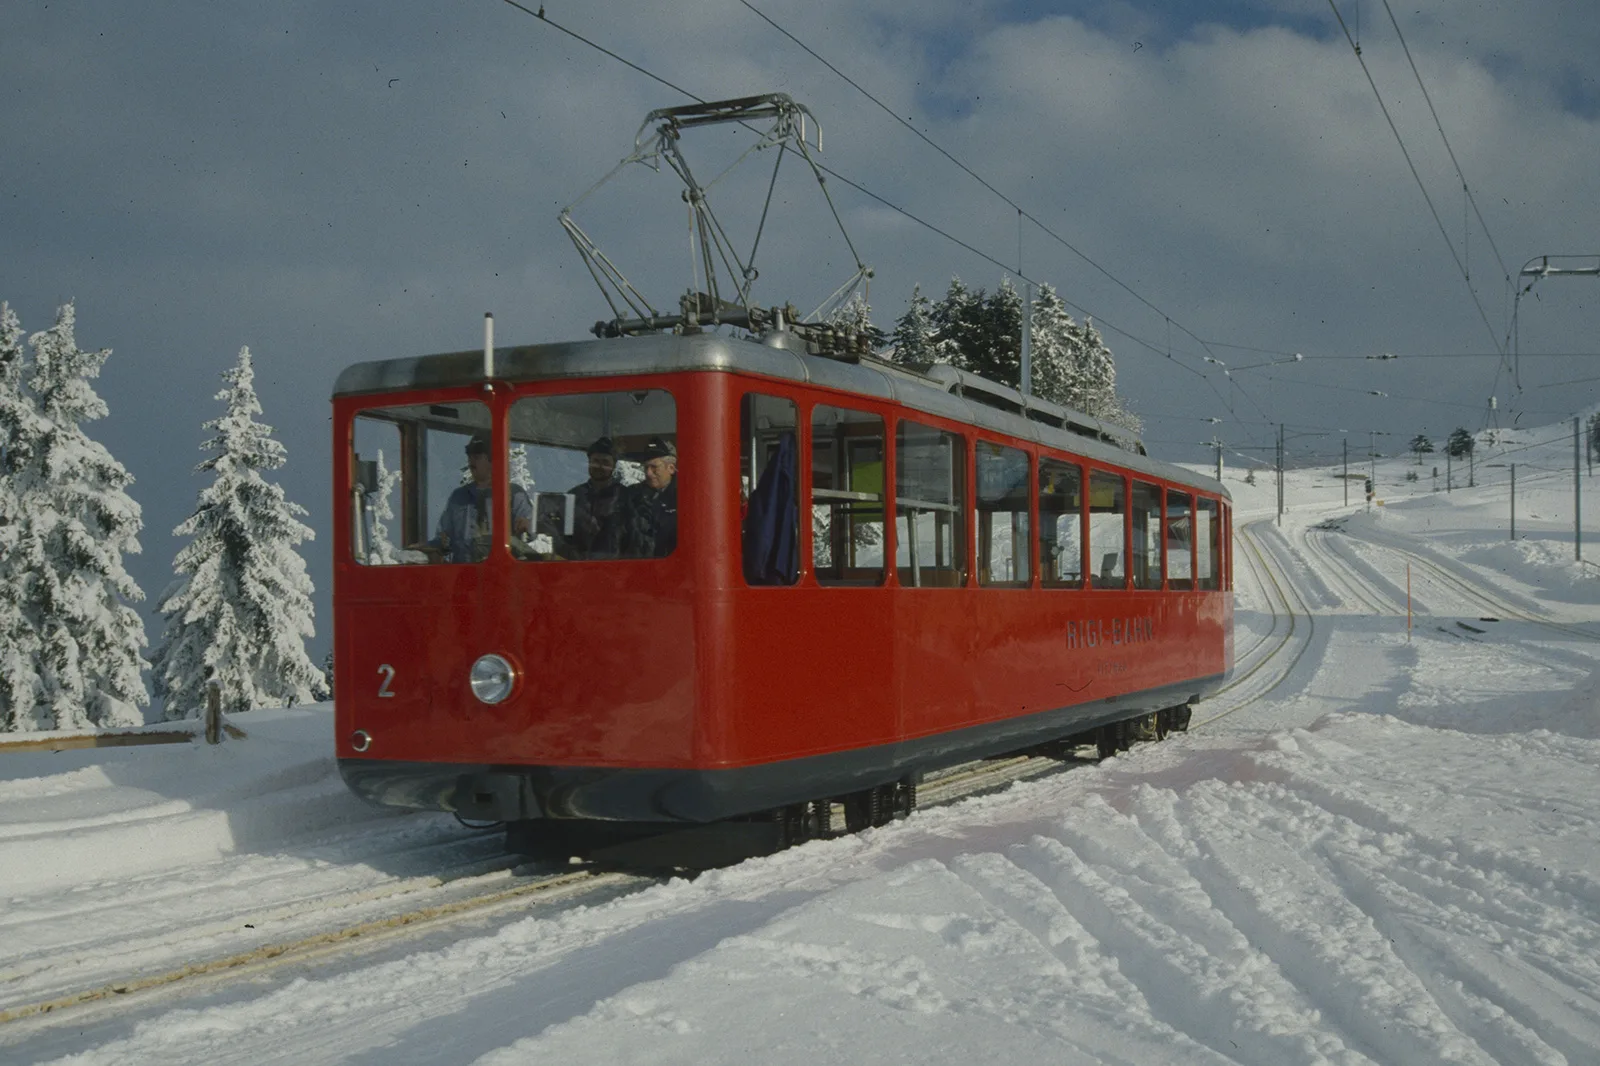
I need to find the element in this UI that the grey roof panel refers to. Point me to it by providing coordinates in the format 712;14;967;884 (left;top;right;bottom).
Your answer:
333;332;1228;499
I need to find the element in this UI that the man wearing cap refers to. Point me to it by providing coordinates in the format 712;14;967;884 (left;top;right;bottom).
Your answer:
620;437;678;558
419;434;532;563
563;436;624;559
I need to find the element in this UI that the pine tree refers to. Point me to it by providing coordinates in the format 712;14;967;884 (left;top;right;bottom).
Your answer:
365;448;402;564
1447;427;1475;458
151;346;325;719
1409;434;1434;464
1027;283;1081;407
0;302;45;730
930;277;978;370
509;443;534;495
889;285;939;366
14;304;148;729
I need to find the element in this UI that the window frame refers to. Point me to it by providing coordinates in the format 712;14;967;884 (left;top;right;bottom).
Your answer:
809;403;889;587
1038;456;1086;590
1087;468;1129;590
975;438;1033;588
894;417;968;589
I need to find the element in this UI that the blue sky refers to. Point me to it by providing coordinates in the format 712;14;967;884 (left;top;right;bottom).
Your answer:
3;0;1598;673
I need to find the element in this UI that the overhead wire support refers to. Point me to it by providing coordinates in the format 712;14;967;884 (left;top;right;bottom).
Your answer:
504;0;1242;417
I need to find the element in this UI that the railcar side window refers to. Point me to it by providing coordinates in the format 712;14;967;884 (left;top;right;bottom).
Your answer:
977;442;1031;587
812;406;886;586
895;421;965;588
1166;490;1194;590
1039;459;1083;588
1197;497;1221;590
505;390;678;561
350;401;491;565
1088;471;1126;589
1130;480;1163;589
742;394;799;585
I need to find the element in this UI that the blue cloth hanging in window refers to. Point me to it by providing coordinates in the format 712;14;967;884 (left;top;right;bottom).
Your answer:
743;431;799;585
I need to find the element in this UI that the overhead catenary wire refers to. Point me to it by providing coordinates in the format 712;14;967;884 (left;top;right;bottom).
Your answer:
736;0;1231;373
1324;0;1505;359
1378;0;1510;286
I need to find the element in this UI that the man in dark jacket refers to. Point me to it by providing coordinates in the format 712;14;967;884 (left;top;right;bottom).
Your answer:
621;437;677;558
564;436;624;558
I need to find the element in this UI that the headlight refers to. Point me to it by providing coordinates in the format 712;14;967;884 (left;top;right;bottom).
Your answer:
469;654;516;705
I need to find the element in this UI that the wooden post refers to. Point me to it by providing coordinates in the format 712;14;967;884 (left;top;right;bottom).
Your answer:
205;681;221;745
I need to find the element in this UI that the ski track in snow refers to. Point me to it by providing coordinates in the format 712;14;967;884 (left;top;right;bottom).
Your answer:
5;456;1600;1064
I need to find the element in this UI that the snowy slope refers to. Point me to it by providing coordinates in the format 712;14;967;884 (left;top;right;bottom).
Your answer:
4;425;1600;1065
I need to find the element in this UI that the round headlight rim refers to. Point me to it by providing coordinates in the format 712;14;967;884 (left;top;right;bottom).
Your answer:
469;653;518;706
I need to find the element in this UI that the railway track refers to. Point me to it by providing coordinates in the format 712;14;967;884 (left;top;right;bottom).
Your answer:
6;518;1415;1038
0;749;1083;1036
1346;534;1600;644
1191;521;1318;727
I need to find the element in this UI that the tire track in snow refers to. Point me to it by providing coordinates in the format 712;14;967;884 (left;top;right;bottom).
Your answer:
1320;843;1600;1065
946;851;1239;1065
1008;796;1374;1066
1171;781;1498;1065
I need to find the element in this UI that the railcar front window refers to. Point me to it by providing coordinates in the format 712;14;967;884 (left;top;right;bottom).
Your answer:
350;401;491;565
1130;480;1163;589
1088;471;1126;589
812;406;885;586
1039;459;1083;588
1197;497;1221;590
742;394;799;585
507;389;678;561
1166;490;1193;590
895;421;965;588
977;442;1031;587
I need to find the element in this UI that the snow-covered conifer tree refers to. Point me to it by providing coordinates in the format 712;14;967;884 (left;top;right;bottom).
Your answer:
0;302;45;730
509;443;534;495
151;346;325;719
889;285;940;366
930;277;977;370
13;304;148;729
365;448;402;564
1074;318;1141;433
1028;283;1081;408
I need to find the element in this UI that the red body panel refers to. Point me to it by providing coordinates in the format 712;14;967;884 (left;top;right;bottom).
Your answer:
333;369;1232;803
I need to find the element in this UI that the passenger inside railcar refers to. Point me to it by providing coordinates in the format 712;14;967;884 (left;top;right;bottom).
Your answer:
415;434;532;563
619;437;678;558
561;436;624;559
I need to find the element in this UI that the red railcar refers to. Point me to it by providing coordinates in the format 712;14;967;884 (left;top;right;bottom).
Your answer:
332;330;1232;841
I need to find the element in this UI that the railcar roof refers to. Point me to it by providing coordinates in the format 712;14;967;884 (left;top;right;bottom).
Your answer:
332;332;1228;498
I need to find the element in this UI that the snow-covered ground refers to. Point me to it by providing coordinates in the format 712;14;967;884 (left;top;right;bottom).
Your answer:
5;421;1600;1065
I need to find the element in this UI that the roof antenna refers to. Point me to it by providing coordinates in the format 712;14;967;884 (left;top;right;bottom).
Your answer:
483;312;495;388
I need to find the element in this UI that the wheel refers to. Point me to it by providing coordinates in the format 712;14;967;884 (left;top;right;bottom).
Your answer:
1097;724;1118;760
1130;712;1162;743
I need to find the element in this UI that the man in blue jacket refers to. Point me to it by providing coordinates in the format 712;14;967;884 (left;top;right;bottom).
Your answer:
423;434;532;563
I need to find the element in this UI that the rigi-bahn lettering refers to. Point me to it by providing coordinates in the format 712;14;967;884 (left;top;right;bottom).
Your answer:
1065;616;1156;649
